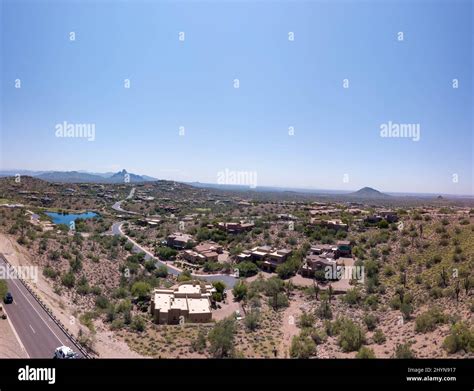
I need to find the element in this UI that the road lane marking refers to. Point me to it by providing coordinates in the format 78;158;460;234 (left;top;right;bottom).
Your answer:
29;324;36;334
5;269;67;346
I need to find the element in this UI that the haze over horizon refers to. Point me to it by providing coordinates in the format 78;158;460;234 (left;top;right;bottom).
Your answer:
1;0;472;196
0;167;472;197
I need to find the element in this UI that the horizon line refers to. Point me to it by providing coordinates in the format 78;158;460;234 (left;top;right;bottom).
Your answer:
1;167;473;198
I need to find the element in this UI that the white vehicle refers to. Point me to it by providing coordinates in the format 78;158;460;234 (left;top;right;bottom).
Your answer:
54;346;78;359
235;310;243;321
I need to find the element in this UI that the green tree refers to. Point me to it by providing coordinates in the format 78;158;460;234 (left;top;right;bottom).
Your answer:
290;334;317;358
131;281;151;300
236;261;258;277
336;318;366;352
232;281;247;301
207;317;236;358
244;310;260;331
154;265;168;278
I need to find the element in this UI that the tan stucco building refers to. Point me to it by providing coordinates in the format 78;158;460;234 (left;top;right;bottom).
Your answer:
150;282;216;324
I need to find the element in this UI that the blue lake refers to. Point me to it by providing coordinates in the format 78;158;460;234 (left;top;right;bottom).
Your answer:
45;211;99;225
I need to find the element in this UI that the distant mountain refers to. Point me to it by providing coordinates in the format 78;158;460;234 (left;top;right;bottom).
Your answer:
107;169;150;183
348;187;390;199
36;171;106;183
0;169;157;183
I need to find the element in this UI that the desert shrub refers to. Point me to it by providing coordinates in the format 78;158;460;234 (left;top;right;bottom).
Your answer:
95;295;110;310
310;328;328;344
442;322;474;354
208;317;236;358
356;346;375;358
364;295;379;310
363;313;378;331
390;296;401;310
373;329;386;344
316;299;332;320
191;329;207;353
343;288;361;306
0;280;7;298
415;307;447;333
244;310;260;331
394;343;415;358
290;334;317;358
298;311;315;329
333;318;366;352
61;272;75;288
268;293;289;310
43;266;59;279
131;315;146;332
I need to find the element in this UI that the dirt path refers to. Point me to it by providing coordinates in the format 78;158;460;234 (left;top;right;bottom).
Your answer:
278;293;308;357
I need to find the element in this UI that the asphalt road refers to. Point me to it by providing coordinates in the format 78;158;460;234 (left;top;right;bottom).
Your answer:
0;254;83;358
111;222;238;287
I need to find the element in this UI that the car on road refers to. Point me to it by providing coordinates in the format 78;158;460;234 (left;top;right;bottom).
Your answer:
54;346;78;359
3;292;13;304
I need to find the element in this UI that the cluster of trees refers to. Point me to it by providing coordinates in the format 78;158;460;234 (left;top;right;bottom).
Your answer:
331;317;366;352
232;276;289;311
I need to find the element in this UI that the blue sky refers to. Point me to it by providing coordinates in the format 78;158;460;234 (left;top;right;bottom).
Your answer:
1;0;472;195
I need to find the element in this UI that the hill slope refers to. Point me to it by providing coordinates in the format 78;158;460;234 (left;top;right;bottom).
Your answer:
348;187;390;199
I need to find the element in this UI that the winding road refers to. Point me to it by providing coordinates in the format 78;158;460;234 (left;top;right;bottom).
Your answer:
110;188;238;288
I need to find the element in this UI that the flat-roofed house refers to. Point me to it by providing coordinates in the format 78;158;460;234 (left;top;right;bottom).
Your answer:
262;249;293;271
250;246;273;261
150;282;215;324
236;251;252;262
218;221;255;233
182;249;206;264
310;244;337;257
195;242;222;261
166;232;194;249
300;254;337;277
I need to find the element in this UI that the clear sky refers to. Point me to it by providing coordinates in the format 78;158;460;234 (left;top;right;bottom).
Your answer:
1;0;472;195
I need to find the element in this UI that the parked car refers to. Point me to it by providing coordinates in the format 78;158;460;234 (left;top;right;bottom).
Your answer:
53;346;78;359
3;292;13;304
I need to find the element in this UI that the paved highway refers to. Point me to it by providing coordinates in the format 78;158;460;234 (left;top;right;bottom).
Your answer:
0;254;84;358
